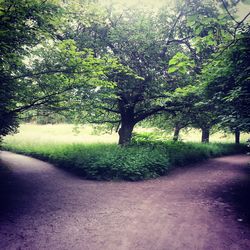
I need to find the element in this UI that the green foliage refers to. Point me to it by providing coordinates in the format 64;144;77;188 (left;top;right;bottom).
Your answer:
59;3;191;144
0;0;60;139
1;0;249;146
168;52;195;74
3;138;247;181
202;29;250;132
0;0;122;140
132;131;171;144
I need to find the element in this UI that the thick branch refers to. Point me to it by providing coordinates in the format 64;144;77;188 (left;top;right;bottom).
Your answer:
96;106;120;114
135;106;166;122
88;120;120;124
5;84;77;115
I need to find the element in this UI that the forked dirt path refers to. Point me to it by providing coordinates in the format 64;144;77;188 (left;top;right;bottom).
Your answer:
0;151;250;250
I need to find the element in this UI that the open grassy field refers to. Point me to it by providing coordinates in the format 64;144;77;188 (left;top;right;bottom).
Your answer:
3;123;249;145
2;124;248;181
3;124;118;145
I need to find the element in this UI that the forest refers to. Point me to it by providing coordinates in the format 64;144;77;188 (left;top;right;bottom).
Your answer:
0;0;250;180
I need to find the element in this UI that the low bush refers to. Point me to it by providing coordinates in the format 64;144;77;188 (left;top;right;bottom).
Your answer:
2;139;247;181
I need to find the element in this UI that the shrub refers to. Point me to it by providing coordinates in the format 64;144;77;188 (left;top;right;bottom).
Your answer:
2;139;247;181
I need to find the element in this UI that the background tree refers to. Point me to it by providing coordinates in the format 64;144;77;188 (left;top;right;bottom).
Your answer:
165;0;250;143
202;27;250;143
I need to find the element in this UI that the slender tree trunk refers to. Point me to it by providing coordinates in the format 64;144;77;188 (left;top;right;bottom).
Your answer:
235;128;240;144
118;122;135;145
173;127;181;141
201;127;210;143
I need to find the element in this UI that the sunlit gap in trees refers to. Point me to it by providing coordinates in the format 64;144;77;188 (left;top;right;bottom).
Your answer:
99;0;173;10
98;0;249;19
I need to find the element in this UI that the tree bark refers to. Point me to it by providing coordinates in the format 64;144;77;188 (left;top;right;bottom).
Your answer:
235;128;240;144
118;122;135;145
173;127;181;141
201;127;210;143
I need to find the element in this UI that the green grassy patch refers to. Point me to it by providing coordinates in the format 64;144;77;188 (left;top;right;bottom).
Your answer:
2;139;247;181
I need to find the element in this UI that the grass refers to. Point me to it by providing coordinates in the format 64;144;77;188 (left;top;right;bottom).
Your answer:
2;124;248;181
4;124;118;144
3;124;250;145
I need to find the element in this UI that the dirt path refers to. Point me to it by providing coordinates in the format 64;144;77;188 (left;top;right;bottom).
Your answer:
0;151;250;250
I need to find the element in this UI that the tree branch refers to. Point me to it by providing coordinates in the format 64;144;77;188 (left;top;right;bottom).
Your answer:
135;106;166;122
96;106;120;114
5;84;78;116
88;120;120;124
239;11;250;25
205;9;250;65
220;0;239;24
8;69;89;81
160;11;183;58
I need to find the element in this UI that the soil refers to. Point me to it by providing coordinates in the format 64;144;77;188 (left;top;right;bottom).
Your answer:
0;151;250;250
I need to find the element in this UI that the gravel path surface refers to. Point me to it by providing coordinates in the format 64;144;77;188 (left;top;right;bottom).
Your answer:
0;151;250;250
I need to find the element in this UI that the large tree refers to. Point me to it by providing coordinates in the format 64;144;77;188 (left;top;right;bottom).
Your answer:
60;0;230;145
0;0;118;140
61;5;176;144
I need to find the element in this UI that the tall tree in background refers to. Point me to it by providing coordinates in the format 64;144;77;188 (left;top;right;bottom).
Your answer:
166;0;250;143
203;28;250;143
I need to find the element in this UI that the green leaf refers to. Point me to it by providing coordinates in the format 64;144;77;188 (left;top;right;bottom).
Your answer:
168;67;177;73
169;58;178;66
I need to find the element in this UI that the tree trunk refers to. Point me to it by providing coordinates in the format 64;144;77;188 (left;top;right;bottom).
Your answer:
201;127;210;143
235;128;240;144
173;127;181;141
118;122;135;145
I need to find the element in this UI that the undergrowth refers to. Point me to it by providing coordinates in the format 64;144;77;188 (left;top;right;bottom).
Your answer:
2;134;247;181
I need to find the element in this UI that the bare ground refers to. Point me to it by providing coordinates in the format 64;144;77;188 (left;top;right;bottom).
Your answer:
0;151;250;250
